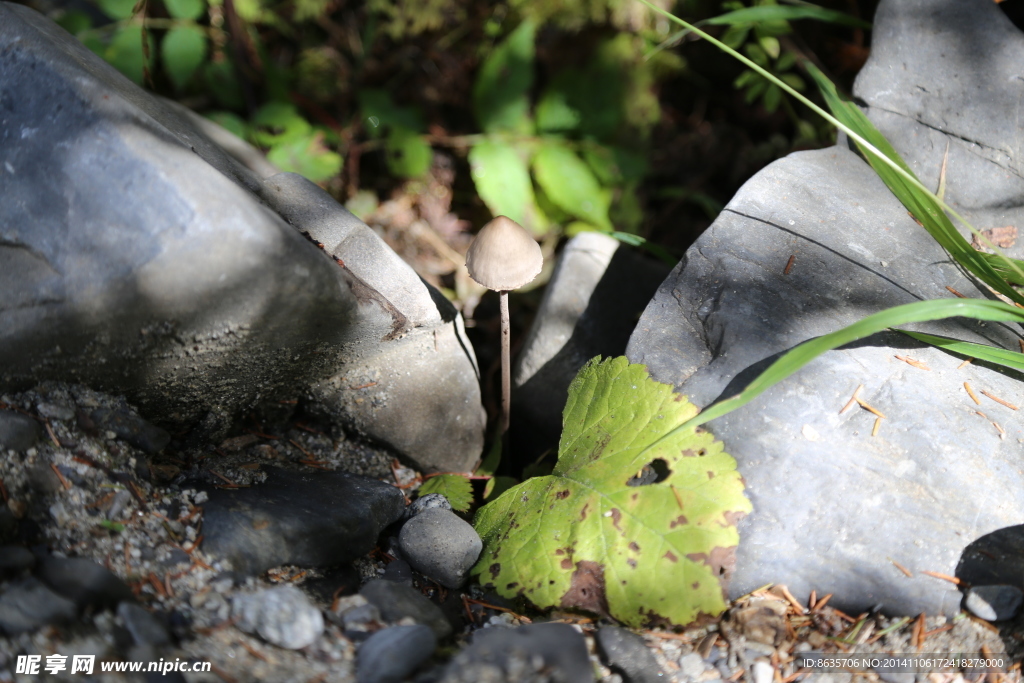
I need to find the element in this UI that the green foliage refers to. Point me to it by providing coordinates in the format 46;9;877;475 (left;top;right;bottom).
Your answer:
469;139;546;234
98;0;137;21
105;26;155;85
898;331;1024;374
161;25;207;90
473;21;536;134
163;0;206;21
368;0;465;38
419;474;474;513
358;90;431;178
386;126;432;178
251;102;343;181
533;142;612;231
473;357;751;627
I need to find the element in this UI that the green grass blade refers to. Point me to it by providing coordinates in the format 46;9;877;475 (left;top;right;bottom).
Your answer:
804;64;1024;306
978;252;1024;287
704;4;871;29
898;330;1024;372
635;0;1024;300
639;299;1024;441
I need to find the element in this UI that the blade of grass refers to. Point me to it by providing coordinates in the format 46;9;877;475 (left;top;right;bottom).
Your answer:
635;0;1024;300
897;330;1024;373
610;231;677;266
703;4;871;29
635;299;1024;444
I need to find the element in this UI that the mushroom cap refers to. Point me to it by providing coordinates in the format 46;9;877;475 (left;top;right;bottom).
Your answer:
465;216;544;291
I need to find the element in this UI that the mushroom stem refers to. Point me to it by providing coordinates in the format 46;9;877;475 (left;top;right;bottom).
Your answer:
500;290;511;434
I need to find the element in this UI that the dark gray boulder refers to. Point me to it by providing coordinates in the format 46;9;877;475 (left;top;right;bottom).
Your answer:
0;3;483;472
200;467;405;577
626;0;1024;617
440;622;594;683
356;624;436;683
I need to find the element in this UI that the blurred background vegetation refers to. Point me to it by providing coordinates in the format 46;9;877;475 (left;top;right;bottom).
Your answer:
19;0;891;417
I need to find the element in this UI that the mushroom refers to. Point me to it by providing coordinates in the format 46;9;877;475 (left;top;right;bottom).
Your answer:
465;216;544;434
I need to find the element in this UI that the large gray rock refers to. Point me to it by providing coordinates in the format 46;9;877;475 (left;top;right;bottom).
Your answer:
0;3;483;472
512;232;670;461
626;0;1024;617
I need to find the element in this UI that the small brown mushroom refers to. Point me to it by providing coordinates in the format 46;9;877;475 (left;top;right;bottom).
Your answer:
465;216;543;434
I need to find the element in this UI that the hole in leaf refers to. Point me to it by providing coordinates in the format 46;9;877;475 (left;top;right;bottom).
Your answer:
626;458;671;486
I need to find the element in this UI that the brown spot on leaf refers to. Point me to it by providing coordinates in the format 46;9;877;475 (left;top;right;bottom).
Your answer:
627;558;637;568
559;560;610;618
561;558;573;570
686;546;738;583
489;563;501;579
629;542;640;552
669;514;688;528
665;551;678;563
692;582;699;590
506;582;518;589
555;549;564;556
579;503;589;521
681;449;698;457
721;510;747;527
707;471;715;479
555;489;570;499
610;508;622;532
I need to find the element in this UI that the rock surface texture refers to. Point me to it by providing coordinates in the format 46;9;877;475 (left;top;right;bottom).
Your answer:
626;0;1024;616
0;2;483;472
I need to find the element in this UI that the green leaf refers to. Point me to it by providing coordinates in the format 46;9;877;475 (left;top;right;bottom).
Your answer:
804;62;1024;307
762;83;782;112
582;145;648;185
468;139;546;235
419;474;474;513
164;0;205;20
106;26;154;85
483;476;518;501
473;21;535;133
898;331;1024;373
610;231;677;266
704;4;871;29
536;89;581;133
161;25;207;90
266;131;342;182
473;357;751;627
251;102;312;146
385;126;432;178
99;520;125;532
98;0;137;20
673;298;1024;433
533;142;612;231
202;60;245;109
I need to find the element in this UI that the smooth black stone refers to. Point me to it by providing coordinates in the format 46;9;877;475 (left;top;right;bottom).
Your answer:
0;577;77;635
356;624;436;683
596;626;664;683
359;579;452;640
0;410;40;452
90;408;171;454
201;467;405;577
39;556;135;608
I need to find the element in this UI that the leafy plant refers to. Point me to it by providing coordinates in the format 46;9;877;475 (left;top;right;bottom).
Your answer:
473;357;751;627
418;474;474;513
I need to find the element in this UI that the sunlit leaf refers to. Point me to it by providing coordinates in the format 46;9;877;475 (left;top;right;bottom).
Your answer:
536;89;581;133
99;0;136;20
106;26;155;85
251;102;312;146
419;474;473;513
385;126;432;178
468;139;546;234
533;142;612;231
473;357;751;627
266;131;342;182
204;111;249;139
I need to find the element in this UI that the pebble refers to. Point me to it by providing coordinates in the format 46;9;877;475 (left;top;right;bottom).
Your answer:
964;585;1023;622
678;652;706;680
39;556;134;608
118;601;171;646
232;585;324;650
751;661;774;683
595;626;664;683
441;622;594;683
331;595;381;632
0;577;77;635
359;579;452;639
382;557;414;584
0;546;35;576
0;410;40;452
405;493;452;518
398;508;482;588
201;467;405;576
89;407;171;453
356;624;436;683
